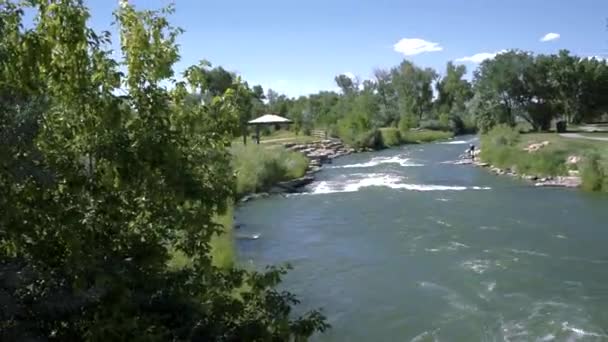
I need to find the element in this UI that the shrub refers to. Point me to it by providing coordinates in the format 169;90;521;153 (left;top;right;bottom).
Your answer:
581;152;608;192
484;124;521;147
448;114;466;135
232;144;309;196
398;114;418;134
419;119;449;131
400;129;454;143
353;129;384;149
379;127;402;147
480;126;566;176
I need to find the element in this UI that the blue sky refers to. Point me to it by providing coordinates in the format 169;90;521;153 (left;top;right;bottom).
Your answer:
86;0;608;97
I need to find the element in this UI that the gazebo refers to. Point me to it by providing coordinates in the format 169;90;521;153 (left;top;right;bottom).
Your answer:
247;114;293;144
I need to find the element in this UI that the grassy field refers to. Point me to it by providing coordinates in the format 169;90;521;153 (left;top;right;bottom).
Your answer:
233;129;318;146
580;132;608;139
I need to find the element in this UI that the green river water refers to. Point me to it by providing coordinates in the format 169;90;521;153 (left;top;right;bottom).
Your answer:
236;137;608;341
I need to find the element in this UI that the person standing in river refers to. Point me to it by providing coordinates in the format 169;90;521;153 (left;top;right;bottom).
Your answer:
469;144;476;160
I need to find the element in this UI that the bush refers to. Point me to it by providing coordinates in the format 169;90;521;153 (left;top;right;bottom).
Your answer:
419;119;450;131
379;127;401;147
353;129;384;149
480;126;566;176
232;144;309;196
400;129;454;143
398;114;418;134
484;124;521;147
448;114;466;135
581;152;608;192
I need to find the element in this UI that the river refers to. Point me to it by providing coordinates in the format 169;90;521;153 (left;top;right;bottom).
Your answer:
235;137;608;341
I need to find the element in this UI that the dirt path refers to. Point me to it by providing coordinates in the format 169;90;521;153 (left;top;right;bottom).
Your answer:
560;133;608;142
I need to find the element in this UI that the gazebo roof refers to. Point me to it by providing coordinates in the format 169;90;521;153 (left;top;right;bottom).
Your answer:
248;114;292;125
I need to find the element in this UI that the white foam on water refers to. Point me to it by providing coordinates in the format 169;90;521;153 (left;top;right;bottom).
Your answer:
425;241;469;253
562;322;606;338
485;281;496;292
435;197;450;202
510;248;550;257
479;225;500;231
461;259;492;274
554;234;567;239
539;334;556;341
307;173;492;195
331;155;423;169
439;140;469;145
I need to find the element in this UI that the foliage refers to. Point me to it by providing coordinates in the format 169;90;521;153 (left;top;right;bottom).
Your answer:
480;126;573;176
581;152;608;192
419;119;450;131
471;50;608;132
232;144;309;196
0;1;327;340
400;130;454;144
379;128;402;147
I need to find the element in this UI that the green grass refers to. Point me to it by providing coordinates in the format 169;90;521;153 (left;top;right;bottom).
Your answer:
379;128;401;147
480;125;608;191
400;129;454;144
168;205;235;270
580;132;608;138
234;130;317;146
232;143;309;197
209;206;235;269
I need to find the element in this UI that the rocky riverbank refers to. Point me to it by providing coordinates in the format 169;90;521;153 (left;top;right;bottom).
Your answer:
239;139;354;202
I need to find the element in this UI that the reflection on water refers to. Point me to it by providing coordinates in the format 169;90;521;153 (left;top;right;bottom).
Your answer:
236;137;608;341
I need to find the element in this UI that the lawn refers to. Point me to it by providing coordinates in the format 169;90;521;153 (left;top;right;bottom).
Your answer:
233;129;318;146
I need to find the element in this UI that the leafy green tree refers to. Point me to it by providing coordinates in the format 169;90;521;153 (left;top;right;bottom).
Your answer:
392;60;437;124
373;68;400;126
436;62;472;115
0;1;327;340
334;74;357;94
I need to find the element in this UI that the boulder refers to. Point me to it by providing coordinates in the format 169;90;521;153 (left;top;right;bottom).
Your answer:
535;176;581;188
523;141;550;153
566;155;581;165
239;192;269;203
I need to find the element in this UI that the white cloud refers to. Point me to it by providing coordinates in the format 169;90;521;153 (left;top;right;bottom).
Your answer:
540;32;560;42
455;50;507;64
342;72;355;79
393;38;443;56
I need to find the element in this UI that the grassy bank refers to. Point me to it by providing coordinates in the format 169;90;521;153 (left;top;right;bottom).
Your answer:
379;127;454;147
480;125;608;191
168;206;234;270
170;143;310;270
232;144;309;197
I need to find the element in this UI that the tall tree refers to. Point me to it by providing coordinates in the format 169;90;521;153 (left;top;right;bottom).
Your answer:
392;60;437;124
334;74;356;94
436;62;472;115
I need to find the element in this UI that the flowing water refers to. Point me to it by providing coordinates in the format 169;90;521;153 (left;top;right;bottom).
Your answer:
236;137;608;341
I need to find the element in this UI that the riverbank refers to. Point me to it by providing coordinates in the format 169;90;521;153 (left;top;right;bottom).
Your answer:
473;125;608;191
